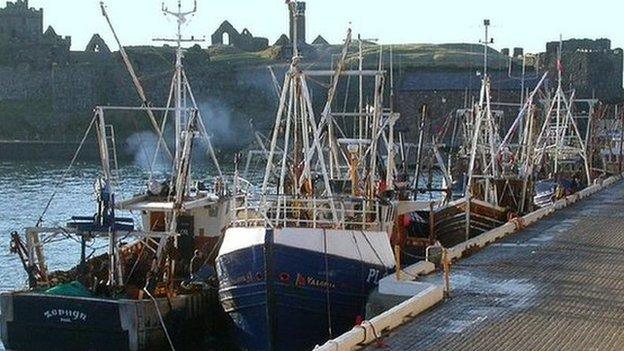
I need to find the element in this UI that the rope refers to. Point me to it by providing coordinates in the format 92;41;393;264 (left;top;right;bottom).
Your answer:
143;288;176;351
125;242;146;282
507;212;526;230
36;115;97;227
360;231;389;275
149;74;176;183
350;231;365;293
326;340;340;351
360;320;386;348
323;228;333;338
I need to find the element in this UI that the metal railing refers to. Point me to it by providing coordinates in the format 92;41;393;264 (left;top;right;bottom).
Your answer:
231;193;395;231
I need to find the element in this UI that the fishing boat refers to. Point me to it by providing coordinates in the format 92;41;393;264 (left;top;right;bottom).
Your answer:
1;2;238;350
216;10;399;349
534;178;557;207
401;21;548;249
592;104;624;176
531;39;592;204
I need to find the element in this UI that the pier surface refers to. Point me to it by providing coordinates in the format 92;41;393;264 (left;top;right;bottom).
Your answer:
368;181;624;350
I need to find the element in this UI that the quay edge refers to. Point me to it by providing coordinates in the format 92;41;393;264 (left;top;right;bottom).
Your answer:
314;173;624;351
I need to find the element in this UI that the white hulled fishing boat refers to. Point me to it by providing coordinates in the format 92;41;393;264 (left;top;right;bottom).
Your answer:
1;2;241;350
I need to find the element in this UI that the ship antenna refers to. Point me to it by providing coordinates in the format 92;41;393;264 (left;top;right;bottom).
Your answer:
154;0;203;169
557;34;563;86
287;0;300;58
482;19;492;78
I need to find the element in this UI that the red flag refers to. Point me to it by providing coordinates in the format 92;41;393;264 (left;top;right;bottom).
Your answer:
556;59;564;75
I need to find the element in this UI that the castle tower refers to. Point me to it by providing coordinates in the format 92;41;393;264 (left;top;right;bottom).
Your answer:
0;0;43;40
288;1;306;46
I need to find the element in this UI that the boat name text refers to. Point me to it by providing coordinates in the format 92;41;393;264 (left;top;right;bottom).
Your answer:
44;308;87;323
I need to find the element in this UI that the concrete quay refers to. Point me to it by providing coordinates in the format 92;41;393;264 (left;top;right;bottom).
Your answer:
317;176;624;351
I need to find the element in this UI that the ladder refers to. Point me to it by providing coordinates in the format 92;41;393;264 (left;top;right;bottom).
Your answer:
104;124;120;184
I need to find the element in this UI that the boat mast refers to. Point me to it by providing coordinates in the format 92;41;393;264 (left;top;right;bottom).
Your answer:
152;0;218;281
533;36;591;184
359;35;364;143
156;0;199;171
465;19;501;239
100;2;174;163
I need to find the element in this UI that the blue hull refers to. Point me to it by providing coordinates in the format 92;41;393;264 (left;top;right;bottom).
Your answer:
216;230;388;351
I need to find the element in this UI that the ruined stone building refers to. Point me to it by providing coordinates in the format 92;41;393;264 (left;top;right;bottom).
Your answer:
85;34;111;54
311;35;329;46
0;0;71;68
210;1;316;59
211;21;269;52
542;39;623;102
274;34;290;47
271;1;318;59
0;0;41;39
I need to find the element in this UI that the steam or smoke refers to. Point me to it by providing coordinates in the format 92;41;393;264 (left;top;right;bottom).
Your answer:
125;131;170;172
197;99;239;149
124;98;245;171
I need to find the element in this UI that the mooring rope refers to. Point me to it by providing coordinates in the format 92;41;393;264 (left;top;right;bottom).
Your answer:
143;288;176;351
358;320;386;348
323;228;333;339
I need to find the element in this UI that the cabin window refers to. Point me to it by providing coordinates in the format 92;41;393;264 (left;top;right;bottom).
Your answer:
150;212;166;232
222;32;230;45
199;228;205;236
208;205;218;217
177;216;194;237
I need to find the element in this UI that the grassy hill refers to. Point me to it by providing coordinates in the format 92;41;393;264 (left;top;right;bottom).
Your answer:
0;42;513;148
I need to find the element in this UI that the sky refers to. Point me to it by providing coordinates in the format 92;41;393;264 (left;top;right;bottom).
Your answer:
28;0;623;54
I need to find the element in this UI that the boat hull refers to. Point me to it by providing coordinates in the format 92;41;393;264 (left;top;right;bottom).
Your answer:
216;227;394;351
0;289;216;351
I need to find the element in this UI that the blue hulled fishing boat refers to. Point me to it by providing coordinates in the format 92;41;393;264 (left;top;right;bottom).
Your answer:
216;8;400;349
218;227;394;350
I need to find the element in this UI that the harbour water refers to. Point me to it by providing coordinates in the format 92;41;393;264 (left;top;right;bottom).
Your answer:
0;160;221;293
0;159;443;350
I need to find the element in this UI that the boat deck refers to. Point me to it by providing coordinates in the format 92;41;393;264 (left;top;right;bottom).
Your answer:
366;181;624;350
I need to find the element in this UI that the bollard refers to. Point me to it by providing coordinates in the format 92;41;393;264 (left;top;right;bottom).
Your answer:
442;248;451;298
394;245;401;281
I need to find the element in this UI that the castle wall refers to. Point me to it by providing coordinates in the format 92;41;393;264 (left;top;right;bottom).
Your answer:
542;39;623;102
0;1;42;40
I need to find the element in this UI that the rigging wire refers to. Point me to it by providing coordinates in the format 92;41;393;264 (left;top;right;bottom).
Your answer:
322;228;333;339
350;231;366;294
36;115;97;227
360;230;389;276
